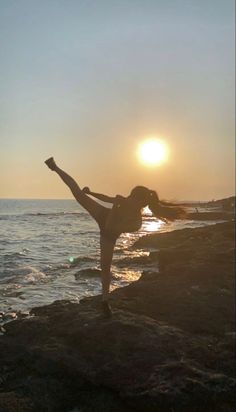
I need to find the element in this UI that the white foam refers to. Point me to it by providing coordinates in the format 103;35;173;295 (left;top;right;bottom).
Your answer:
15;266;47;284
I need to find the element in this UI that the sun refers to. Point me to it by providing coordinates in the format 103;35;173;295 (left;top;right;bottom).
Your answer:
137;138;168;166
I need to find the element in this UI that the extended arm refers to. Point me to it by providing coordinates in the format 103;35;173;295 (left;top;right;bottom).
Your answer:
82;187;116;204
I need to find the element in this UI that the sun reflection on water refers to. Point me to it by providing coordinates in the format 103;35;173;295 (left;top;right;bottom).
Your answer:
142;218;165;232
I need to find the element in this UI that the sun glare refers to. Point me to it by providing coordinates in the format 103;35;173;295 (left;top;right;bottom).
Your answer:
137;138;168;166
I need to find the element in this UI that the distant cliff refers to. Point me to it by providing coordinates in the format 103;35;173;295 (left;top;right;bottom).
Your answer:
206;196;235;210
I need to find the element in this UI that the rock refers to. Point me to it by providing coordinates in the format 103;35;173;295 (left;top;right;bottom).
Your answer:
2;313;17;323
0;392;33;412
75;268;101;278
187;211;234;220
0;221;235;412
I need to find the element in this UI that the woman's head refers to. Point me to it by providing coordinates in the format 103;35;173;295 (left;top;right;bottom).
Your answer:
130;185;186;220
129;186;156;207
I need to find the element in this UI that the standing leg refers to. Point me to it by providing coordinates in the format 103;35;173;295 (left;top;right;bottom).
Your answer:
45;157;107;225
100;234;116;316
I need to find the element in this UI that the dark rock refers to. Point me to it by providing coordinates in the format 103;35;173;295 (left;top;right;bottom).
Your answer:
187;212;234;220
0;222;235;412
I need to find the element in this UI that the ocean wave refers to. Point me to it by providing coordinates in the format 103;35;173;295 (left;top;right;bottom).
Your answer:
3;251;29;259
0;211;89;220
10;266;48;284
27;211;88;217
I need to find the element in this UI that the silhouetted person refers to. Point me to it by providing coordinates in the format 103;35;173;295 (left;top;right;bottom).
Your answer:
45;157;185;317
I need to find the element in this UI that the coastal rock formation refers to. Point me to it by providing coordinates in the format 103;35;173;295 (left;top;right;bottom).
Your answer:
0;222;235;412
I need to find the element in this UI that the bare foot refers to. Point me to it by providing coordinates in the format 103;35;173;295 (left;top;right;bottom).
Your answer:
45;157;57;171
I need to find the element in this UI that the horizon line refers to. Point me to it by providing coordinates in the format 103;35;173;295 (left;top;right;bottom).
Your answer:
0;196;235;202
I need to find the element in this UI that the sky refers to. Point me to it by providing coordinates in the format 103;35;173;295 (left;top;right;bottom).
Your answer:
0;0;235;201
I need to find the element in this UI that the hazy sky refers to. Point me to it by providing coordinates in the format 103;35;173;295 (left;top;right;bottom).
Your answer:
0;0;235;200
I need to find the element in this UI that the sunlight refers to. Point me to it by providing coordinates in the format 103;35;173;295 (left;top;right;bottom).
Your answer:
142;219;165;232
137;138;168;166
142;206;152;216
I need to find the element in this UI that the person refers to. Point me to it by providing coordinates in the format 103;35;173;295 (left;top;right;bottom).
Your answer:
45;157;185;317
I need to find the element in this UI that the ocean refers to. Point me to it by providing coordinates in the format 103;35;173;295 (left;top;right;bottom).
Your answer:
0;199;215;314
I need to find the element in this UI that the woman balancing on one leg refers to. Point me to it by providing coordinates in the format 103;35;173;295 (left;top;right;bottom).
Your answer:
45;157;185;317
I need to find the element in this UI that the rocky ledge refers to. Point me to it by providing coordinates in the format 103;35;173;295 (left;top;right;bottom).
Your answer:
0;221;235;412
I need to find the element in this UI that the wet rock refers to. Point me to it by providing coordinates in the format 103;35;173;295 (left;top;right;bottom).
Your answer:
75;268;101;278
2;313;17;323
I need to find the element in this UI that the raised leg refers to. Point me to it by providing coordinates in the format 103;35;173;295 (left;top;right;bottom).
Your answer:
45;157;108;225
45;157;117;317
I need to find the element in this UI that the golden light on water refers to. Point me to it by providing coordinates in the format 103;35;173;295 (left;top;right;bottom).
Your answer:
142;219;165;232
137;138;168;166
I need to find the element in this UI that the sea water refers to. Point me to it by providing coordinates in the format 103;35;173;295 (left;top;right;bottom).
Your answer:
0;199;215;313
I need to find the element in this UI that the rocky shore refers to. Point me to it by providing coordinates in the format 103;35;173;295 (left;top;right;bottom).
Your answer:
0;220;235;412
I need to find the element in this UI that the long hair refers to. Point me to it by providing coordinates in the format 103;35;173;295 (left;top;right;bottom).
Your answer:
130;186;186;221
148;190;186;221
